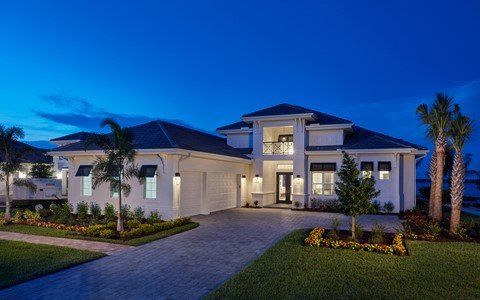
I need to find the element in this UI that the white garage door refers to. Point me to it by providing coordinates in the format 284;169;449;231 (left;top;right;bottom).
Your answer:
207;172;238;212
180;171;202;217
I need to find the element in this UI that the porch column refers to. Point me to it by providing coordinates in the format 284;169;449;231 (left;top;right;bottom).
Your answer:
292;118;307;208
251;158;264;206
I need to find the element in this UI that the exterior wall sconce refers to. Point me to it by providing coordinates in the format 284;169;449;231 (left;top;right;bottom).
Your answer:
254;174;261;183
296;175;301;178
242;175;246;178
174;172;181;185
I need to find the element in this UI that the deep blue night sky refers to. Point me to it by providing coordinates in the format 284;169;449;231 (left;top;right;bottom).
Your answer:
1;1;479;177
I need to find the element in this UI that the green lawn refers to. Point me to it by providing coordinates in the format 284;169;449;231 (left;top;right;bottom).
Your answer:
0;239;104;289
209;230;480;299
0;222;199;246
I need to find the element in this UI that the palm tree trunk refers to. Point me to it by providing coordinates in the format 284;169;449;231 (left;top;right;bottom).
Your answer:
4;174;11;222
351;216;356;240
433;135;446;221
428;151;437;218
116;177;124;232
449;150;465;235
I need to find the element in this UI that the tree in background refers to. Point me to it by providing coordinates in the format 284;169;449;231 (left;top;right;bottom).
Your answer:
86;118;139;232
0;125;36;222
416;93;454;221
28;163;53;178
448;107;474;235
335;152;380;240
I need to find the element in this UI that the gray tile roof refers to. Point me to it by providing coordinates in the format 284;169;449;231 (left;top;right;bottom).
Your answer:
50;131;92;141
0;141;53;164
216;121;252;131
241;103;353;125
306;126;427;151
52;120;250;159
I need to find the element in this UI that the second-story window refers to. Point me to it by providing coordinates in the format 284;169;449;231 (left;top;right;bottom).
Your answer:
76;165;93;196
278;134;293;142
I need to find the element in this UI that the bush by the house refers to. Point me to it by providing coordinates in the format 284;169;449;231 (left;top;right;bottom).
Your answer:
148;210;161;223
104;203;116;222
369;222;386;244
371;200;381;213
125;219;141;229
383;201;395;213
120;204;132;220
77;201;89;222
133;207;145;220
309;198;341;212
90;202;101;220
304;227;407;256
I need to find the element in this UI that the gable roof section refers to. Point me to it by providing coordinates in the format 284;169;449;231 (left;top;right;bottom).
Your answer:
306;126;427;151
218;104;353;131
51;121;249;159
50;131;92;141
0;141;53;164
216;121;252;131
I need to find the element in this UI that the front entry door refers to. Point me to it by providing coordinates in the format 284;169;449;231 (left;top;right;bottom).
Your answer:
276;172;293;203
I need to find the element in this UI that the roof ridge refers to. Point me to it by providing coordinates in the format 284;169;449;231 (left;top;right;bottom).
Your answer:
158;120;225;141
155;121;178;148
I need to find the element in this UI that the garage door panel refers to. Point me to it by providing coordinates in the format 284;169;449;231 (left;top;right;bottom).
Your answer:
180;171;202;217
207;173;237;212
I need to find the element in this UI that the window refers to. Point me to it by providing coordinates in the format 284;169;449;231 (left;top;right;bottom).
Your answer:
378;162;391;180
361;162;373;178
145;175;157;199
310;163;336;196
312;171;335;195
278;134;293;142
81;174;92;196
140;165;158;199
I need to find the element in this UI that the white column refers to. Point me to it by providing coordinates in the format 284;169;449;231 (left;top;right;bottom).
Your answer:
292;118;307;207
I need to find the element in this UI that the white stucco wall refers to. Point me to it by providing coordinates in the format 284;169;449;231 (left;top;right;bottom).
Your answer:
308;129;344;146
226;133;252;148
66;152;251;220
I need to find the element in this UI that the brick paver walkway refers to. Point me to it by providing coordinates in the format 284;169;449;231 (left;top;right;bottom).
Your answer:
0;231;133;255
0;208;401;299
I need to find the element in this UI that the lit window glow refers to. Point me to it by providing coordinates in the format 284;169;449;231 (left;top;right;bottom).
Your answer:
312;171;334;195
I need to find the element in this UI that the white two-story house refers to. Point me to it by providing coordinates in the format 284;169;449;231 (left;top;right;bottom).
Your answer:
49;103;427;219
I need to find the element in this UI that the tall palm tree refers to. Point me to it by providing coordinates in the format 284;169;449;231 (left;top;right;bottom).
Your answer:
416;104;438;218
86;118;139;232
0;125;35;222
448;108;473;235
416;93;454;221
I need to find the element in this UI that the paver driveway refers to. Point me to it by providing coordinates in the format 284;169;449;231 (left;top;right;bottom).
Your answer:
0;208;401;299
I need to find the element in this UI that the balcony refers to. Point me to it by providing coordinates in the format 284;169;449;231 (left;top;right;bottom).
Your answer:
263;141;294;155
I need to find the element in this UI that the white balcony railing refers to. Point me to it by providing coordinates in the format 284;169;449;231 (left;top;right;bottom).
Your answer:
263;141;294;155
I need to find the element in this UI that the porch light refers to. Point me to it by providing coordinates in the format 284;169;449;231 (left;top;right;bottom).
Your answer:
174;172;181;185
56;171;63;179
296;175;301;178
254;174;261;184
242;175;246;178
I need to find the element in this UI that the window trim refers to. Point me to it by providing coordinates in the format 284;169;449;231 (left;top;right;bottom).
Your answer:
81;173;92;196
144;175;157;199
311;170;335;196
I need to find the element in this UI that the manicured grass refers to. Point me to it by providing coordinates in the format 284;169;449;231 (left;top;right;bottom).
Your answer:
209;230;480;299
0;222;199;246
0;239;104;289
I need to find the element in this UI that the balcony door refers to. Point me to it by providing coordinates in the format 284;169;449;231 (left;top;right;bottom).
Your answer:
276;172;293;203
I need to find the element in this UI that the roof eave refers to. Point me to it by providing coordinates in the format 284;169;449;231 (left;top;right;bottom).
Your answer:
242;113;315;122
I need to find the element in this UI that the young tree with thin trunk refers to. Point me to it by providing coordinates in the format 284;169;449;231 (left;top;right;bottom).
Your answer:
335;152;380;240
416;93;454;221
86;118;139;232
0;125;36;222
448;108;473;235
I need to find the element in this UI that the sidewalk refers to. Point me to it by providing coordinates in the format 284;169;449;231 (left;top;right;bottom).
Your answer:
0;231;133;255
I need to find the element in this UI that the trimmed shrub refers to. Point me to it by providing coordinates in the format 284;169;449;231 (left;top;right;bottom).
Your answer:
148;210;161;223
104;203;116;222
90;202;101;220
23;209;41;222
133;207;145;220
120;204;131;220
85;224;107;237
369;222;386;244
371;200;381;213
77;201;89;222
38;208;51;220
99;229;115;238
383;201;395;213
126;219;141;229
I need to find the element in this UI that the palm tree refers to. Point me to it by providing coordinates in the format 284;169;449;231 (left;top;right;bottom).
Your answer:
416;93;454;221
86;118;139;232
0;125;36;222
448;108;473;235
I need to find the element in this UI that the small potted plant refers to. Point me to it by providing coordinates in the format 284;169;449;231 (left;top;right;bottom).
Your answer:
253;200;259;207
